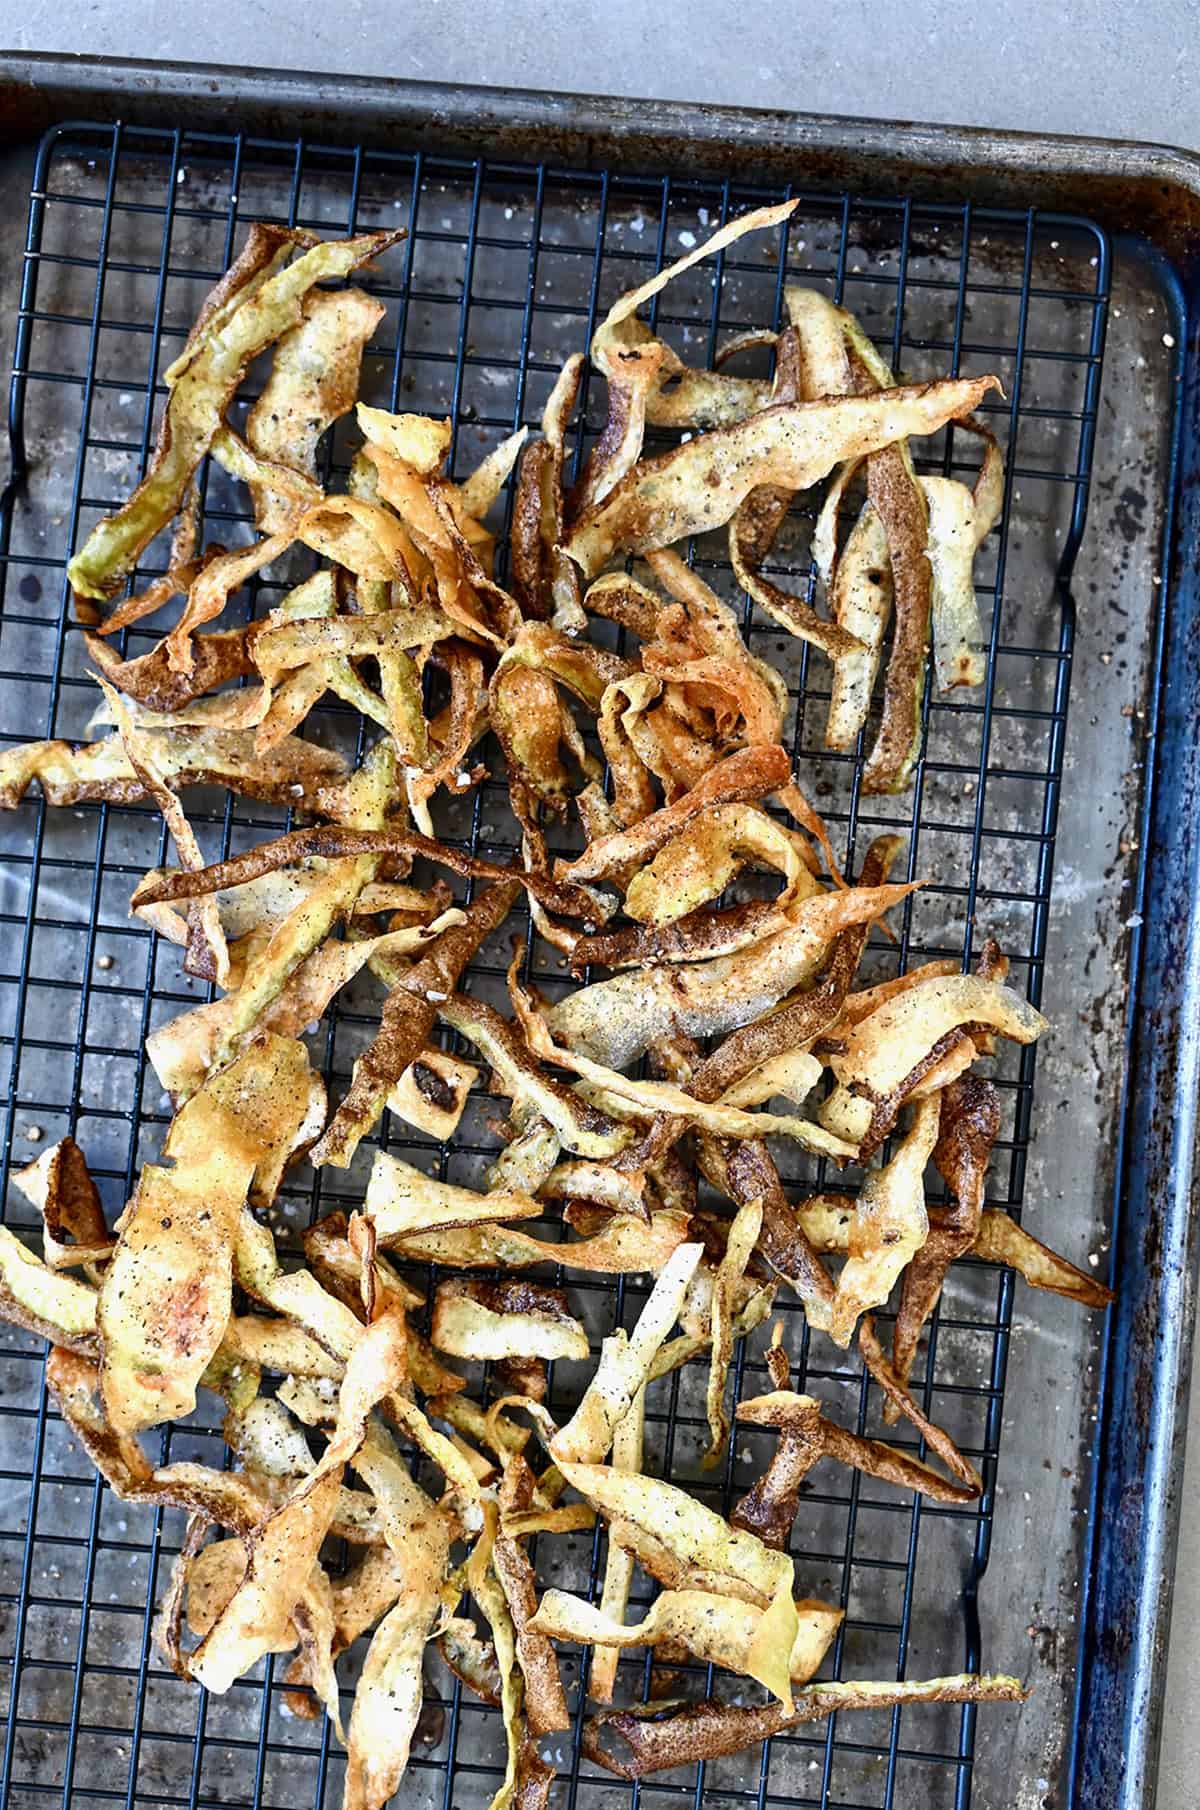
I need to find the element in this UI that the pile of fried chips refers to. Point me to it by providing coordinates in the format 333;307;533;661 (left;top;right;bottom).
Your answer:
0;204;1112;1805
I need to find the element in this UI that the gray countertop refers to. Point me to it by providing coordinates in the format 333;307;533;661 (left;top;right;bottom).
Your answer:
0;9;1195;1808
0;4;1195;149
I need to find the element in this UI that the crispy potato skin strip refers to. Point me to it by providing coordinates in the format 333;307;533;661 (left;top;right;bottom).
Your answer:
564;377;999;578
547;881;914;1069
0;727;346;812
343;1433;450;1810
555;743;789;884
858;429;932;795
807;1095;940;1348
309;882;520;1167
549;1243;703;1466
98;1035;319;1433
68;228;401;602
13;1136;113;1271
495;1458;570;1735
888;1076;1001;1409
430;1278;589;1363
731;1387;977;1549
582;1675;1028;1777
245;286;385;533
132;825;595;921
0;1224;99;1350
589;1384;645;1703
723;1139;836;1320
686;833;904;1104
85;624;261;711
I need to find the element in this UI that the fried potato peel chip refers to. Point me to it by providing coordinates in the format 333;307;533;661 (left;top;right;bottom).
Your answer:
888;1075;1001;1410
0;724;347;811
822;972;1047;1158
805;1094;940;1348
69;228;401;603
494;1458;570;1735
133;825;594;920
554;1459;795;1611
623;802;817;929
386;1045;479;1140
704;1197;763;1467
13;1136;114;1273
391;1208;692;1276
589;1383;645;1703
971;1212;1113;1307
98;1034;320;1433
573;203;797;516
532;1586;841;1702
555;743;789;885
364;1150;542;1241
565;376;999;578
547;881;915;1069
343;1427;451;1810
242;286;386;532
310;880;521;1168
98;675;230;984
549;1242;703;1466
431;1279;590;1363
438;990;629;1160
466;1500;558;1810
0;1225;98;1350
731;1386;979;1551
582;1673;1028;1776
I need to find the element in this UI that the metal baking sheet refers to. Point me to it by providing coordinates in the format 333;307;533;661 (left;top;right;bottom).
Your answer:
0;60;1193;1810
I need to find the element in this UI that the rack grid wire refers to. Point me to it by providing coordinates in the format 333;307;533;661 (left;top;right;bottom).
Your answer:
0;119;1109;1810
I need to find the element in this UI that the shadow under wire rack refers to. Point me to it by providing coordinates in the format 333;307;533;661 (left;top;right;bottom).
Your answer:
0;117;1107;1810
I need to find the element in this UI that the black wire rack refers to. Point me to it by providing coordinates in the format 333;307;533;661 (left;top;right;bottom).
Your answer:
0;119;1109;1810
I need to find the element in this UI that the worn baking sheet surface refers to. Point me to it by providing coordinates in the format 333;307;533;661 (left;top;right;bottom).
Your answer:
0;128;1172;1810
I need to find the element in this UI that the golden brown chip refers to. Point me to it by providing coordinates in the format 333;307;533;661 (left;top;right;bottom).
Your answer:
391;1208;691;1276
494;1458;570;1735
731;1386;978;1550
971;1212;1113;1307
244;287;385;532
888;1075;1001;1411
821;971;1047;1157
131;823;594;921
189;1309;408;1695
545;879;914;1071
589;1382;645;1703
583;1673;1028;1777
308;880;520;1167
84;622;261;712
12;1136;113;1272
438;990;629;1160
511;355;585;623
438;1615;503;1704
565;375;999;578
343;1427;452;1810
98;1035;320;1434
0;723;347;812
549;1242;703;1466
364;1149;542;1241
806;1095;940;1348
556;742;789;885
431;1278;589;1363
703;1196;763;1468
67;224;315;600
0;1225;98;1351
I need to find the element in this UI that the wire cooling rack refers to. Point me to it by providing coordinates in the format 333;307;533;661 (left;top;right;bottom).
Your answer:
0;120;1109;1810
